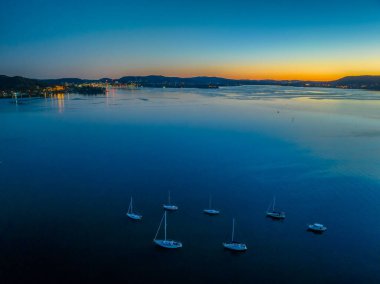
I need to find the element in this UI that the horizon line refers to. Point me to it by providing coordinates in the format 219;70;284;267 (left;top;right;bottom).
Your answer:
3;74;380;83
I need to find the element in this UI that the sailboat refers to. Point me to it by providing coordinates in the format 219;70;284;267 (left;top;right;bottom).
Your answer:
266;196;286;219
203;195;220;215
126;197;142;220
223;218;247;251
153;211;182;249
163;191;178;211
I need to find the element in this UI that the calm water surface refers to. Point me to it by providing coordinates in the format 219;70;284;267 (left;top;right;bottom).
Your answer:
1;86;380;283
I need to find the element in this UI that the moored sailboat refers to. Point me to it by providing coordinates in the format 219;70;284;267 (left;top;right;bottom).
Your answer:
223;218;247;252
126;197;142;220
266;196;286;219
153;211;182;249
163;191;178;211
203;194;220;215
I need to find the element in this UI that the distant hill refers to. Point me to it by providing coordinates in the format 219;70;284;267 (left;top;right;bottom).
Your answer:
117;75;238;88
2;74;380;92
41;78;96;85
0;75;45;91
331;76;380;90
98;78;113;83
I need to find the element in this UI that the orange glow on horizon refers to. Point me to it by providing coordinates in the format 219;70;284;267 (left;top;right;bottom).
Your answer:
219;72;380;81
123;70;380;82
174;59;380;81
90;57;380;82
108;65;379;82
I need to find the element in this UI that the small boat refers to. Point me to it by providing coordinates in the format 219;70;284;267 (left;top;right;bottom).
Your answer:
163;191;178;211
126;197;142;220
223;218;247;252
266;196;285;219
153;211;182;249
308;223;327;232
203;194;220;215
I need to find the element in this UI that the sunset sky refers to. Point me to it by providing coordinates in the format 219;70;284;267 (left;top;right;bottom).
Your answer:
1;0;380;80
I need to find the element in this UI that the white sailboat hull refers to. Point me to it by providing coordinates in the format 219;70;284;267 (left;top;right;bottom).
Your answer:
127;213;142;220
154;239;182;249
266;211;286;219
223;242;247;251
163;204;178;211
203;209;220;215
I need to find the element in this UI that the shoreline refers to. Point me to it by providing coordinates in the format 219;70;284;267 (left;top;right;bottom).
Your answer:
2;84;380;100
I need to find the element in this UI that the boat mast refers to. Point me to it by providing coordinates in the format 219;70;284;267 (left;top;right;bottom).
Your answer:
128;197;131;214
130;197;133;213
154;212;165;241
266;201;272;213
232;218;235;242
273;196;276;211
164;212;167;241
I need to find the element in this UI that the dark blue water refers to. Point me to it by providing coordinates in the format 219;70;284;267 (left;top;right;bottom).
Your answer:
1;86;380;283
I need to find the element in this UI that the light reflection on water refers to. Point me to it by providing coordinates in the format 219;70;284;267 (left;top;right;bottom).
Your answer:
46;85;380;180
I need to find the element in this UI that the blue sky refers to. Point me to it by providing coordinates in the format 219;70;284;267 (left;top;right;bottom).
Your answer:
1;0;380;79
